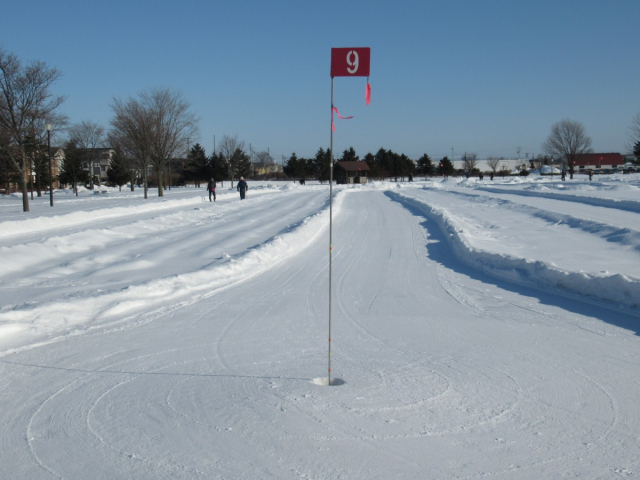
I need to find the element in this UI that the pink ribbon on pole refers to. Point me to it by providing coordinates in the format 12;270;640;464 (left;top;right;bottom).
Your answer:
331;107;353;131
366;82;371;105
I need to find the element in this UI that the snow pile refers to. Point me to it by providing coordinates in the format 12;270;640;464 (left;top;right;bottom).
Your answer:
389;189;640;309
541;165;561;174
0;197;202;239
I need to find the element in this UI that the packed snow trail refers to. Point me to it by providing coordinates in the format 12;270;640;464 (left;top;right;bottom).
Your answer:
1;187;639;479
0;186;329;352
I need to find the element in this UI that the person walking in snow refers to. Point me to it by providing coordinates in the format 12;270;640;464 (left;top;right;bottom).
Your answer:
207;178;216;201
237;177;248;200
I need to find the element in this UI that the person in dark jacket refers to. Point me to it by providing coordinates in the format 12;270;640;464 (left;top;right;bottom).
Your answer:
207;178;216;201
237;177;248;199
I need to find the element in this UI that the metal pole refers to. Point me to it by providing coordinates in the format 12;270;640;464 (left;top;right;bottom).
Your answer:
48;128;53;206
30;157;34;200
328;76;334;385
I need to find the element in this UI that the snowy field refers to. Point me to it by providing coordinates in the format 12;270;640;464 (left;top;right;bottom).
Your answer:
1;175;639;479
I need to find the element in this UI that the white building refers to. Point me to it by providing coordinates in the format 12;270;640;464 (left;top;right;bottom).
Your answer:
453;159;527;173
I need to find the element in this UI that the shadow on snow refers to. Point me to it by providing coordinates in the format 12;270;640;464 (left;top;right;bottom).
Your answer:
385;191;640;337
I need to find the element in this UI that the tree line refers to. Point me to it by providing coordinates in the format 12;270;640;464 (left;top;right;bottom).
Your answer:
2;46;640;212
283;147;457;182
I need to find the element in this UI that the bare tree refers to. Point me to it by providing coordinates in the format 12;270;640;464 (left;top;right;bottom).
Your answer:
486;156;500;174
255;150;273;165
462;152;478;172
69;120;105;189
219;134;245;187
110;96;152;198
629;109;640;151
110;88;198;198
145;88;198;196
0;48;66;211
542;119;592;179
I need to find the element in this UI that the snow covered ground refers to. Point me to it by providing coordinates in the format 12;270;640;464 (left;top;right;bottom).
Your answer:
1;175;639;478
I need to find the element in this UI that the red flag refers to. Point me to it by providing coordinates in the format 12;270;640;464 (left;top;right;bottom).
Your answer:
331;107;353;131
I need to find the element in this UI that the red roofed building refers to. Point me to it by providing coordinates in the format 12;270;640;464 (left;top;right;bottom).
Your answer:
571;153;624;172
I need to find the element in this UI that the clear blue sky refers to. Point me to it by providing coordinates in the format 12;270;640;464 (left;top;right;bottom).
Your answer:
3;0;639;162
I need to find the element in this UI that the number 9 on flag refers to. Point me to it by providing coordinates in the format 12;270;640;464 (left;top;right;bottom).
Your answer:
331;47;370;77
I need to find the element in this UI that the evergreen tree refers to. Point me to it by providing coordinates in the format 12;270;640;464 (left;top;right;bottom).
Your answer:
282;152;300;178
634;141;640;163
202;153;215;183
59;139;88;195
284;152;306;180
183;143;207;187
437;156;455;177
417;153;434;176
209;152;229;185
193;144;208;186
363;152;379;179
373;148;394;180
305;157;317;180
107;147;130;190
283;152;296;178
314;147;331;183
400;154;415;181
234;148;252;179
0;134;19;191
340;147;359;162
392;151;407;181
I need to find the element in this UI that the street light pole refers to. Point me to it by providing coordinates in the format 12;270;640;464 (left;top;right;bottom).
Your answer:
46;123;53;206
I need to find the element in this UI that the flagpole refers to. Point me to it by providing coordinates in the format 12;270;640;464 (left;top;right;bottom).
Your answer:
328;75;334;386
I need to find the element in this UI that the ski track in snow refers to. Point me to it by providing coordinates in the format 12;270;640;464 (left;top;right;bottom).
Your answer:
1;179;640;479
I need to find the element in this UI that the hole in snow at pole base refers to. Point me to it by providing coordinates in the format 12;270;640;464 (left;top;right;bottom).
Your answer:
313;377;346;386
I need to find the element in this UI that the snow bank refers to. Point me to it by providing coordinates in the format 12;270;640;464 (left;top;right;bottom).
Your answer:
388;191;640;310
0;197;202;239
475;186;640;213
0;186;289;240
0;190;341;353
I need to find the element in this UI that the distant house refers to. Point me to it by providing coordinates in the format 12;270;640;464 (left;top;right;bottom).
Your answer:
254;162;283;175
51;148;64;188
9;146;65;194
77;147;115;181
334;161;370;184
571;153;624;171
